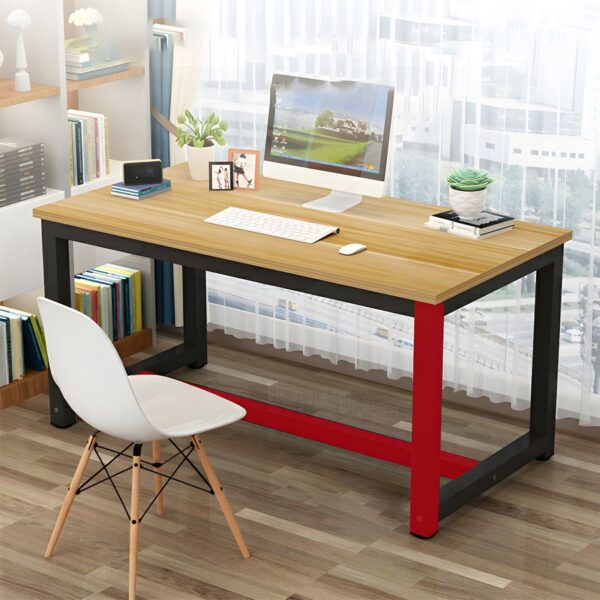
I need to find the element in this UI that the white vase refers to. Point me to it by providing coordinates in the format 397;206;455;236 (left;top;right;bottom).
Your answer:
449;187;487;220
186;144;215;181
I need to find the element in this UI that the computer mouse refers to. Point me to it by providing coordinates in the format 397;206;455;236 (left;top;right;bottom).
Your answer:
339;243;367;256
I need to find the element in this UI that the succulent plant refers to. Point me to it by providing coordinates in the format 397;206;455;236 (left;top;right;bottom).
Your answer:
175;110;228;149
447;167;494;191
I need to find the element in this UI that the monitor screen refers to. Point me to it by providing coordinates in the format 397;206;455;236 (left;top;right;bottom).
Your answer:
265;75;394;181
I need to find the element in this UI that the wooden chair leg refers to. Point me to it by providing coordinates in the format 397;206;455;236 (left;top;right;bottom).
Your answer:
45;434;96;558
191;435;250;559
151;440;164;516
129;445;142;600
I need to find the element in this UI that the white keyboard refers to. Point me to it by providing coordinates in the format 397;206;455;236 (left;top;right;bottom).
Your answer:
205;207;340;244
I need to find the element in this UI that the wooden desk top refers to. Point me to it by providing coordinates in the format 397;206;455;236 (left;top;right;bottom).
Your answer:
33;163;571;305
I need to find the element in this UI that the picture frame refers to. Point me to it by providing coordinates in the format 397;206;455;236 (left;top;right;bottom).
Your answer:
228;148;260;191
208;161;234;191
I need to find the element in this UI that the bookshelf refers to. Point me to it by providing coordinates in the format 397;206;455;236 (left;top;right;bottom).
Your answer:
70;159;123;196
0;0;155;406
0;78;60;108
66;65;145;94
0;327;153;409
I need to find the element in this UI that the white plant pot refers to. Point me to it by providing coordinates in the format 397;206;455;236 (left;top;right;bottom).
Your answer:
449;187;487;220
186;144;215;181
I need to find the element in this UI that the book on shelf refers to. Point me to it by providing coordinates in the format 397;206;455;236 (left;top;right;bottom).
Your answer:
0;138;44;161
74;263;143;342
0;307;48;387
67;109;109;186
424;209;515;240
66;58;131;81
0;186;47;208
111;179;171;199
0;137;46;208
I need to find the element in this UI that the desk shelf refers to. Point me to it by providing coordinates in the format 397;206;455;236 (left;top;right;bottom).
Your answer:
0;78;60;109
0;327;153;410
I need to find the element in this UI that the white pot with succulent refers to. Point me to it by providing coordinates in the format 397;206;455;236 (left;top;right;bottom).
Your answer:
446;167;494;220
176;111;228;181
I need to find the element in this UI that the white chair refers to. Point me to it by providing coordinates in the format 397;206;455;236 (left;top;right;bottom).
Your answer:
37;297;250;600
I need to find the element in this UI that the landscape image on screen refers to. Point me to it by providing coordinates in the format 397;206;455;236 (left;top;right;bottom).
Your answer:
270;77;389;175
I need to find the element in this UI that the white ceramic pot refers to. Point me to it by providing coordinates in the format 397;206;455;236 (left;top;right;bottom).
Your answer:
449;187;487;220
186;144;215;181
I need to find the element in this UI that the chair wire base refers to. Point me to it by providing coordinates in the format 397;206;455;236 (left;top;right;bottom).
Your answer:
76;437;214;523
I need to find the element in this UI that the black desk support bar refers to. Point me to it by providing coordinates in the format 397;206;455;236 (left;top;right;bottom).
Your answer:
40;218;564;536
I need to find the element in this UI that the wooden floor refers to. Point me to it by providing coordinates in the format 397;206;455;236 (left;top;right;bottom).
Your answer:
1;341;600;599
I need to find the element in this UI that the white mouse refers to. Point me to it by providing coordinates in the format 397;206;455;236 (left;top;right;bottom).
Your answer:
339;243;367;256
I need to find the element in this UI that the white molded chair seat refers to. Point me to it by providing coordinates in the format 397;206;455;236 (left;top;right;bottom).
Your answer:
129;374;246;438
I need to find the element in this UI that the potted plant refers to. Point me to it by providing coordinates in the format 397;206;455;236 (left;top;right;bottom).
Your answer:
446;167;494;220
176;110;228;181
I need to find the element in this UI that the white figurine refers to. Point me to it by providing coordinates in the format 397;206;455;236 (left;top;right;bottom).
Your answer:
7;9;32;93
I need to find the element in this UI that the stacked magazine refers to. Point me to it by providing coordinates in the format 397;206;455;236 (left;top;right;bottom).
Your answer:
425;210;515;240
0;138;46;208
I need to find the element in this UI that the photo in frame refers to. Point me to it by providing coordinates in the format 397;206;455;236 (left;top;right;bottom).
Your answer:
228;148;260;191
208;161;234;191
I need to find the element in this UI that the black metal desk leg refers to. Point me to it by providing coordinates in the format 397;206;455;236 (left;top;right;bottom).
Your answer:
182;266;208;369
530;246;564;460
41;221;77;428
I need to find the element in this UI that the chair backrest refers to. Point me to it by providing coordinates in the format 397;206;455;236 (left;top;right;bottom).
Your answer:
37;297;161;442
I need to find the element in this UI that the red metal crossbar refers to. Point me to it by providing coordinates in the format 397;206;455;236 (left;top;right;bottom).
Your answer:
186;382;478;480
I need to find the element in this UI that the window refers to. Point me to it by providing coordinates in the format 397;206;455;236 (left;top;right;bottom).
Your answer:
190;0;600;427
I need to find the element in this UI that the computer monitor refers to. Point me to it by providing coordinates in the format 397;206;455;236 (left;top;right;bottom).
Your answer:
264;74;394;212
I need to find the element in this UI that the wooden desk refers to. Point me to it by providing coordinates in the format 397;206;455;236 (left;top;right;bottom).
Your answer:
34;162;571;538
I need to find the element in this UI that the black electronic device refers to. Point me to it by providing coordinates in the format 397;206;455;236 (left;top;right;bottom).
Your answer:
123;159;163;186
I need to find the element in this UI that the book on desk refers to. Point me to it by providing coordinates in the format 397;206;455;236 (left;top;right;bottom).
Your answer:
425;209;515;240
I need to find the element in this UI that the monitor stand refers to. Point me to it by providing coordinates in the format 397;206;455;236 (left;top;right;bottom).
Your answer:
302;190;363;213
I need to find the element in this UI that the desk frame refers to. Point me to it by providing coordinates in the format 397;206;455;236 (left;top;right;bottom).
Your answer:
41;219;564;538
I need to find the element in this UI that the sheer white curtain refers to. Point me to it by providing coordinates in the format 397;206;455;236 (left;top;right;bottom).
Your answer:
184;0;600;424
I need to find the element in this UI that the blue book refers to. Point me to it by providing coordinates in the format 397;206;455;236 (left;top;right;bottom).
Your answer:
0;316;12;381
21;316;45;371
112;180;171;195
91;268;132;336
162;262;175;326
155;260;164;324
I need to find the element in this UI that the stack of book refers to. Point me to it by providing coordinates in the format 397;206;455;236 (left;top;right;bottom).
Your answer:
0;307;48;386
0;138;46;208
67;109;110;186
111;179;171;199
65;38;130;81
74;263;143;341
425;210;515;240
